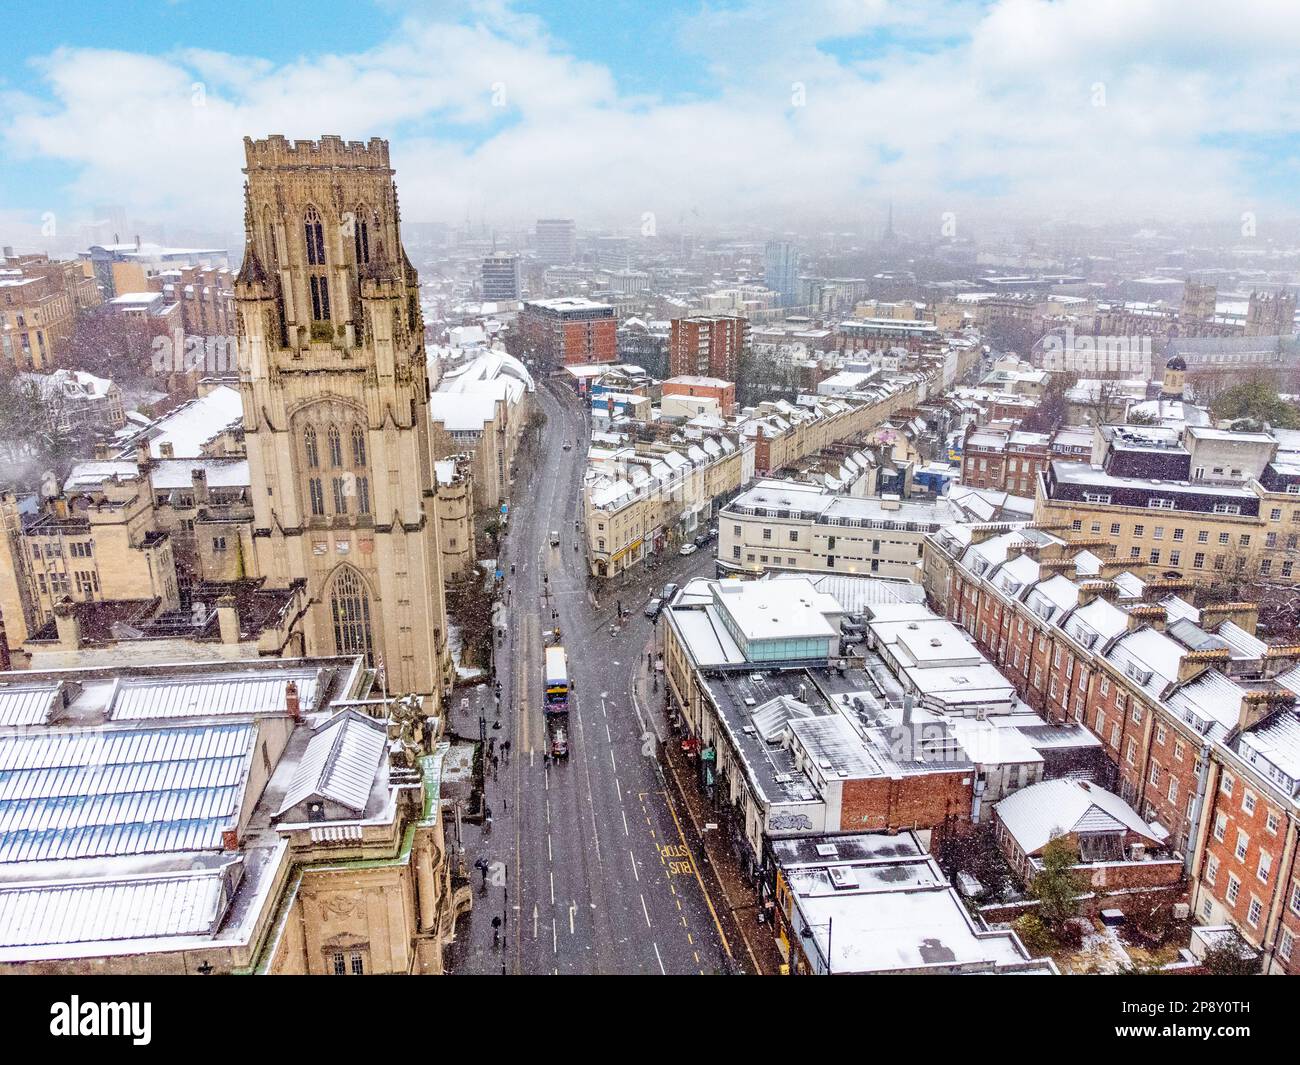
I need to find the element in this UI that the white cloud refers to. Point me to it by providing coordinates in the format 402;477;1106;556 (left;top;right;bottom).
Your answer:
4;0;1299;239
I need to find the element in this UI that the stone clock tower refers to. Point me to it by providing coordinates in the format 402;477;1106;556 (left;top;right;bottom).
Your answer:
234;134;448;699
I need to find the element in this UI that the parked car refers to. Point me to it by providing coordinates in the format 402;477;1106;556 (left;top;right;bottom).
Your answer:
693;533;709;548
679;543;697;556
661;582;679;605
644;598;663;619
562;442;572;451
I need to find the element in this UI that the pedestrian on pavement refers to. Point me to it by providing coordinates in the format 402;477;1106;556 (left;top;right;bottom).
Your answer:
491;754;499;779
501;740;511;763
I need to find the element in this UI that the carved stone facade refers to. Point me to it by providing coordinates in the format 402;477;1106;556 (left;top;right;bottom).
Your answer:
234;135;449;699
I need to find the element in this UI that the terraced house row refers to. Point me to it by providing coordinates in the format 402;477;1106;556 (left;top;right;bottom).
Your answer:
923;521;1300;973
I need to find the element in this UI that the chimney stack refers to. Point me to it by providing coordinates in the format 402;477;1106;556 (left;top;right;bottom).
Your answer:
191;466;210;505
216;594;240;645
1199;601;1259;636
53;600;81;651
285;680;301;719
1237;689;1295;734
1126;605;1167;632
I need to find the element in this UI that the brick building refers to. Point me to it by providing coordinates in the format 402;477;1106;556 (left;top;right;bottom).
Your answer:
518;297;617;368
923;521;1300;972
668;314;749;380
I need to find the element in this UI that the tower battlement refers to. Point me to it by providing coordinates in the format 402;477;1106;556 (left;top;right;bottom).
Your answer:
244;134;392;172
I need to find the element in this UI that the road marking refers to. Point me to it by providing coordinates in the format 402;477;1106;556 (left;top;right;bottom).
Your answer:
621;808;629;836
629;849;639;881
550;870;555;905
640;893;652;928
661;784;735;964
569;902;576;935
653;942;666;975
532;904;538;940
609;748;618;772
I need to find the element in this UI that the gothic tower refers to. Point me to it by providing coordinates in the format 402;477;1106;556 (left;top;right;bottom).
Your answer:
234;135;448;699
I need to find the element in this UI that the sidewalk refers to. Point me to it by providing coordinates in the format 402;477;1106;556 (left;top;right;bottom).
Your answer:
634;650;784;976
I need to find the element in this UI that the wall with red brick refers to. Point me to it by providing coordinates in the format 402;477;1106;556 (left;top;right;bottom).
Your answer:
839;770;972;834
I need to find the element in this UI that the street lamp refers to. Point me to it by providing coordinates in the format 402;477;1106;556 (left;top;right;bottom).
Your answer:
801;916;833;975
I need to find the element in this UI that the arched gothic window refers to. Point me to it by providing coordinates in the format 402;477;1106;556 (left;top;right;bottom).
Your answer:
304;425;319;468
304;206;326;266
351;425;367;467
353;205;371;265
305;206;330;323
327;425;343;467
329;567;374;663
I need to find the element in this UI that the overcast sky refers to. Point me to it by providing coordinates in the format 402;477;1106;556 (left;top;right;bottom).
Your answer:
3;0;1299;245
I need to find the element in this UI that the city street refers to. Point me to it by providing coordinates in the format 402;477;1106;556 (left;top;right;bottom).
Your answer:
446;380;747;975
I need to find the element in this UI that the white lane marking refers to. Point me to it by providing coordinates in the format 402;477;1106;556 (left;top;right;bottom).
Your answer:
629;850;639;882
640;893;652;928
653;942;666;975
622;808;630;836
609;748;618;772
550;870;555;905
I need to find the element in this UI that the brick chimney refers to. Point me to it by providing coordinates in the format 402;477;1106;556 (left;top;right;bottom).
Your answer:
221;828;239;851
1126;604;1167;632
1237;689;1295;734
216;594;240;645
1199;601;1259;635
285;680;301;719
159;442;174;459
191;466;210;505
1077;580;1118;606
53;600;81;651
1177;647;1231;684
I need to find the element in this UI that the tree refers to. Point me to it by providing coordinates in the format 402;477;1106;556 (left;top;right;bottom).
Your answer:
1202;933;1261;976
1022;372;1077;432
1030;835;1082;925
1212;376;1300;430
1126;408;1159;426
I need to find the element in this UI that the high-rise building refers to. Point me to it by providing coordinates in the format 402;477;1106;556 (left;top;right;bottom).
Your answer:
668;314;749;381
596;236;631;273
518;297;617;367
234;134;449;699
481;253;522;301
764;240;798;306
535;218;576;265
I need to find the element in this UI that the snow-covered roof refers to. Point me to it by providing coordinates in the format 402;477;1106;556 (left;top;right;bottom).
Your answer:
276;710;387;817
996;778;1161;856
0;868;233;949
0;722;256;863
133;385;243;459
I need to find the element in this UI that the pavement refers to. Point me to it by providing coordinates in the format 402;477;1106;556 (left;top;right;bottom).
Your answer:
445;380;744;975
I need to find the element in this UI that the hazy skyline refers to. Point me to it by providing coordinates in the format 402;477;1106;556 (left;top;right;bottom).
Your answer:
3;0;1300;247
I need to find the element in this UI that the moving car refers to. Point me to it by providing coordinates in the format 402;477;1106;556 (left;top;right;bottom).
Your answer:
693;533;709;548
550;530;560;546
562;442;572;451
679;543;697;556
644;597;663;619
